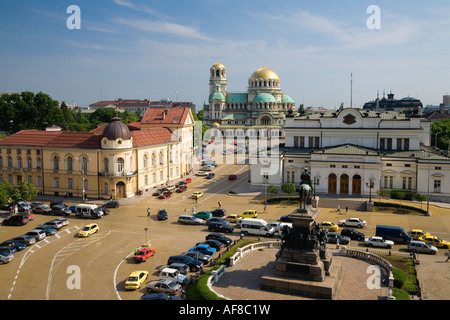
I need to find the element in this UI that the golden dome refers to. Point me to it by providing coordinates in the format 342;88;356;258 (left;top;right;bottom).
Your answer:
249;66;279;81
211;61;226;70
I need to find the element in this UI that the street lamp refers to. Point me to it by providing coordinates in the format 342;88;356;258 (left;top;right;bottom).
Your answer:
366;178;375;203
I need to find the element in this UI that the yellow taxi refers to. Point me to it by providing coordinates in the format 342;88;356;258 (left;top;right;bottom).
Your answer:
318;221;339;232
191;191;204;199
419;235;450;249
224;215;240;223
408;229;430;240
125;271;148;290
239;210;258;219
77;223;99;237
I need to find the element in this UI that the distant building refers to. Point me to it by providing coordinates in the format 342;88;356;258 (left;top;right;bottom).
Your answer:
89;99;195;115
363;92;423;114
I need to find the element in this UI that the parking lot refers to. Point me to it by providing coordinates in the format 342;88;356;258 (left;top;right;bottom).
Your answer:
1;154;449;300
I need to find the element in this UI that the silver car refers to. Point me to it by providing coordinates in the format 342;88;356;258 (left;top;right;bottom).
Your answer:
0;251;14;264
146;279;182;295
408;240;438;254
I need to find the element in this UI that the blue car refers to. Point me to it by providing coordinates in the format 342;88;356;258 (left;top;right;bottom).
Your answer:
188;244;216;256
0;239;26;251
69;205;78;213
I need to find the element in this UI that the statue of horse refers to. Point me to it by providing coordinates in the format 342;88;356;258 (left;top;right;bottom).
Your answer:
298;183;312;209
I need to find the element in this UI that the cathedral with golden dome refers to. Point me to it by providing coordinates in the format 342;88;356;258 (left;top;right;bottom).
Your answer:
203;62;296;141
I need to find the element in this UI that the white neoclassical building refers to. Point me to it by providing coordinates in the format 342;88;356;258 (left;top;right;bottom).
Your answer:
250;108;450;203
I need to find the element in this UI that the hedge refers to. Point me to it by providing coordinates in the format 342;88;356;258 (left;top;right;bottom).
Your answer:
374;201;428;215
392;268;407;288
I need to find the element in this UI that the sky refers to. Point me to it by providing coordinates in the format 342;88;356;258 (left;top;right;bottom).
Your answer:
1;0;450;110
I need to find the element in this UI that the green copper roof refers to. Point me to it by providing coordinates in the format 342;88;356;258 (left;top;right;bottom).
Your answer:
209;92;226;101
253;93;277;103
282;94;294;103
226;93;248;104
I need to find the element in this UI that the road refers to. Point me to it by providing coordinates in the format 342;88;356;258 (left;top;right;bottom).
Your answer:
1;153;449;300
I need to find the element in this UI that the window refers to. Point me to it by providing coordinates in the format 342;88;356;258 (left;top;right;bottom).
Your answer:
117;158;124;174
53;155;60;171
54;177;59;188
159;152;163;165
103;158;109;173
17;156;22;169
434;180;441;193
68;178;73;189
81;156;88;173
37;157;42;169
27;157;32;169
380;138;392;150
7;156;12;168
37;176;42;187
104;183;109;195
143;154;148;168
67;156;73;171
151;153;156;167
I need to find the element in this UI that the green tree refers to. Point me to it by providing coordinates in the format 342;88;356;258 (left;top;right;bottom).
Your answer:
281;182;296;200
414;193;427;210
196;110;204;120
298;104;305;116
432;119;450;150
0;181;38;202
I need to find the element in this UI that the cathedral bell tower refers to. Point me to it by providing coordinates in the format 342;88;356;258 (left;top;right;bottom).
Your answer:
209;61;227;121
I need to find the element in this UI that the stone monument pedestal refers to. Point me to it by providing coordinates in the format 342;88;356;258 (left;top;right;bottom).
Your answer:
261;207;342;299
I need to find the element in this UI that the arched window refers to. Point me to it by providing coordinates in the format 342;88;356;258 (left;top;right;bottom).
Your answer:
17;156;22;169
53;155;59;171
67;156;73;171
103;158;109;173
81;156;88;173
117;158;124;174
260;116;271;126
143;154;148;168
27;157;32;169
151;153;156;167
159;152;164;165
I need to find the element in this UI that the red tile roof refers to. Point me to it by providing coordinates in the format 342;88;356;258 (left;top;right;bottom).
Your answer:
0;127;178;149
140;107;191;126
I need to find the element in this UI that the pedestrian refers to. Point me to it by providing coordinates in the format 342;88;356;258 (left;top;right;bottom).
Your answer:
446;250;450;262
264;204;267;213
337;204;340;212
345;205;349;214
147;207;151;217
184;208;187;214
191;206;195;214
134;247;139;255
218;200;222;208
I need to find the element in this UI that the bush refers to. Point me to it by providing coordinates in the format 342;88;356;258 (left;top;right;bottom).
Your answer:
392;268;407;288
390;190;413;201
392;288;410;300
374;202;428;215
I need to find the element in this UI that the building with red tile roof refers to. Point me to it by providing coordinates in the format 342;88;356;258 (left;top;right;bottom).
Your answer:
0;117;191;200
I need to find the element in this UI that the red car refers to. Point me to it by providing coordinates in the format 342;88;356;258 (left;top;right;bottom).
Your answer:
158;191;172;199
228;174;237;180
183;177;192;183
176;185;187;193
133;247;155;262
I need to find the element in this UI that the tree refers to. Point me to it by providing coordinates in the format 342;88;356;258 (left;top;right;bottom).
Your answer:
267;185;278;196
414;193;427;210
298;104;305;116
281;182;296;200
0;181;38;203
432;119;450;150
196;110;204;120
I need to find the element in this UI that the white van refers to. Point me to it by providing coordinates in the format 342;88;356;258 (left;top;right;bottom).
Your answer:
240;218;275;237
75;204;103;219
178;215;203;225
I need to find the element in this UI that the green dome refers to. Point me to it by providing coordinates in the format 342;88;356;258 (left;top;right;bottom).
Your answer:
254;93;277;103
209;92;226;101
282;94;294;103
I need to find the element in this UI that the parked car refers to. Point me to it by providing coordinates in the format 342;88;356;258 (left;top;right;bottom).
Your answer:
183;177;192;183
364;236;394;248
191;191;204;199
159;267;188;284
201;165;214;171
208;222;234;233
153;188;169;196
318;221;339;232
167;255;203;272
199;239;224;250
146;279;182;295
167;263;190;275
30;201;47;208
326;233;350;245
35;224;57;236
228;174;237;180
176;185;187;193
178;215;203;225
376;225;412;244
0;240;26;251
193;211;212;220
224;215;239;223
25;229;46;241
68;205;78;213
2;215;29;226
189;244;216;256
141;293;182;300
11;235;36;246
206;233;232;246
0;246;17;255
211;209;227;217
408;229;431;240
280;213;294;222
50;205;71;216
16;201;31;212
267;222;293;233
125;271;148;290
206;173;215;179
195;171;207;176
418;235;450;249
239;210;258;219
33;205;52;215
341;228;365;241
78;223;99;237
0;251;14;264
338;218;366;228
103;201;120;208
158;191;172;199
408;240;438;254
133;247;155;262
206;217;228;226
42;220;64;230
53;217;69;226
182;251;212;266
